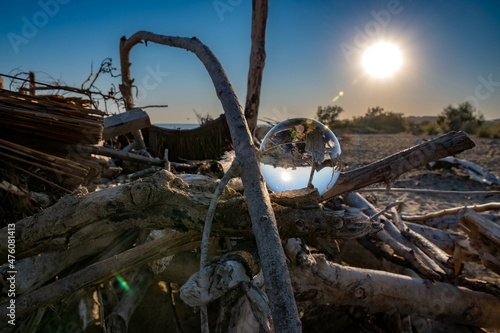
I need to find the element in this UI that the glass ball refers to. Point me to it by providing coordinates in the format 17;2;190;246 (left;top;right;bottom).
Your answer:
259;118;342;195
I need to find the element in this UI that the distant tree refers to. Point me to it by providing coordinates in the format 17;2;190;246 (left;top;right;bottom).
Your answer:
437;102;484;133
362;106;406;133
316;105;344;127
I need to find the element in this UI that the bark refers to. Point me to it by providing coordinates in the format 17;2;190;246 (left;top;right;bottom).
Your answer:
0;231;136;296
405;222;465;253
285;239;500;330
459;208;500;275
244;0;268;135
118;31;301;332
431;157;500;185
0;231;201;322
0;170;369;261
344;193;445;280
320;131;475;201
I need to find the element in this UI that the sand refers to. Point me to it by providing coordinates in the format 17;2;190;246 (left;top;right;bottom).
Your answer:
338;133;500;215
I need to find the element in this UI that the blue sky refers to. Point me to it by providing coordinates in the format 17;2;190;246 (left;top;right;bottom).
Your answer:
1;0;499;124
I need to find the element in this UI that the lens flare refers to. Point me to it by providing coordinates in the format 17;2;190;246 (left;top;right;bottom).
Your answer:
362;42;402;78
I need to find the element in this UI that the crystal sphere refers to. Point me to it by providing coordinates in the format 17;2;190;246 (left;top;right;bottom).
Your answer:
259;118;342;195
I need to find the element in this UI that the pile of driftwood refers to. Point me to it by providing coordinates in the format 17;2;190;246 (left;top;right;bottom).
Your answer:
2;14;500;332
1;123;500;333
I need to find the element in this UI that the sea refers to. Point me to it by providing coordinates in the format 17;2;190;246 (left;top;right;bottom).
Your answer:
155;123;200;130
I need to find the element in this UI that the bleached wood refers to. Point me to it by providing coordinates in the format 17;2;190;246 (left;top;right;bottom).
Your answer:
0;231;201;322
401;202;500;222
119;30;301;332
285;239;500;330
459;208;500;275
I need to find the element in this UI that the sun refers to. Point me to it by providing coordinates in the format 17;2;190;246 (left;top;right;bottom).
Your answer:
362;42;403;78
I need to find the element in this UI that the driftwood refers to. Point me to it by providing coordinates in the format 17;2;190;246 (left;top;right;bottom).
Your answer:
0;170;369;260
320;131;475;201
284;239;500;330
244;0;268;135
0;231;201;322
401;202;500;222
459;208;500;275
78;144;164;166
102;108;151;140
358;187;500;196
430;156;500;185
119;31;301;331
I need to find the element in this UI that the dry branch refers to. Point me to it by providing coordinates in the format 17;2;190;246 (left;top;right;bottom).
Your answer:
0;231;201;322
358;187;500;196
119;31;301;331
459;208;500;275
285;239;500;330
244;0;268;134
320;131;475;201
432;157;500;185
401;202;500;222
0;171;369;260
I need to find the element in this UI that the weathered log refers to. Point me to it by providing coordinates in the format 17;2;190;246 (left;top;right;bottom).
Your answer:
119;31;301;331
431;157;500;185
285;239;500;330
320;131;475;201
0;170;370;260
0;231;137;296
405;222;466;253
102;108;151;140
459;208;500;275
344;192;449;282
0;231;201;322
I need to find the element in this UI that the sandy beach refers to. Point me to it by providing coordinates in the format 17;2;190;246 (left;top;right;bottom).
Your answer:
339;132;500;214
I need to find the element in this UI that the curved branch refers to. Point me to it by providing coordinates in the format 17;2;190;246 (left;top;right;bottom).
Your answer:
118;31;301;332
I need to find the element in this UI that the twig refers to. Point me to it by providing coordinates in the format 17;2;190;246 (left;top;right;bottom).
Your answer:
200;159;240;267
358;188;500;196
166;282;183;333
401;202;500;222
199;159;240;332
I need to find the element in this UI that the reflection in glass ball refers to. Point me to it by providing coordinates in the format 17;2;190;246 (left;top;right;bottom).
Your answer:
259;118;342;195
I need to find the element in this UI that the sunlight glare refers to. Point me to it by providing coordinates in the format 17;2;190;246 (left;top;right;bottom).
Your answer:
280;170;292;182
362;42;402;78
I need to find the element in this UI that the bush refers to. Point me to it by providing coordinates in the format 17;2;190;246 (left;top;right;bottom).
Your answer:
419;120;442;135
316;105;344;128
437;102;483;132
477;123;500;138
